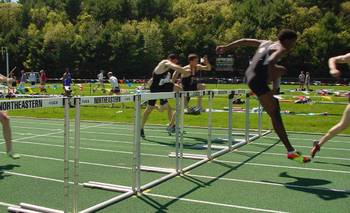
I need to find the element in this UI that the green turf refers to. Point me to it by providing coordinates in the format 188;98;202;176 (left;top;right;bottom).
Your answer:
0;118;349;212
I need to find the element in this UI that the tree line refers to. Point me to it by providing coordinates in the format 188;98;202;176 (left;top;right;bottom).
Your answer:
0;0;349;79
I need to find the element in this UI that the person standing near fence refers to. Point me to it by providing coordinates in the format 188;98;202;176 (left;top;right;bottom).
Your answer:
94;70;106;94
298;70;305;91
305;72;311;91
311;53;350;158
28;70;37;88
39;70;47;93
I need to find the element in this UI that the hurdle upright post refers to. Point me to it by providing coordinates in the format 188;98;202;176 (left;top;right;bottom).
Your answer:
175;92;181;172
258;102;263;137
228;91;234;149
245;93;250;143
180;92;185;172
63;97;70;213
207;91;213;159
73;97;81;213
132;94;142;193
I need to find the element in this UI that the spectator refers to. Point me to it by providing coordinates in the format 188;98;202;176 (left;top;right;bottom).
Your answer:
305;72;311;91
28;70;37;88
298;70;305;91
39;70;47;93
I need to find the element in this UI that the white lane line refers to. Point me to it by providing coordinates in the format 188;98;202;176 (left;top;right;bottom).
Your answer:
12;140;168;158
188;174;350;193
12;125;61;131
0;151;131;171
144;193;288;213
73;130;350;151
0;170;84;187
14;120;348;145
80;125;350;144
1;152;349;200
6;140;350;174
265;136;350;145
0;169;287;213
12;123;109;142
40;134;350;161
11;117;350;137
234;150;350;161
47;135;170;148
215;160;350;174
3;151;348;193
3;171;66;184
0;149;165;175
14;118;350;146
251;142;350;152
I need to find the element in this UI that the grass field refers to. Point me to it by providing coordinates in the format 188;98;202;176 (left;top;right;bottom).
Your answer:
0;118;349;212
6;83;350;133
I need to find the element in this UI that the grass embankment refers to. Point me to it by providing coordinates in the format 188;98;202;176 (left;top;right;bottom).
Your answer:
6;83;350;134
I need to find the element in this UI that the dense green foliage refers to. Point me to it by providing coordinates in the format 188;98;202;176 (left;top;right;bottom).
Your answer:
0;0;349;79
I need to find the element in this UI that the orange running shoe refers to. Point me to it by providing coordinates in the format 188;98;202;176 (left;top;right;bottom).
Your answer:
287;151;311;163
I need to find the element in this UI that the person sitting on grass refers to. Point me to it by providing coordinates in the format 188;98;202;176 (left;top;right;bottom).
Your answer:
217;29;310;163
310;53;350;158
0;74;20;159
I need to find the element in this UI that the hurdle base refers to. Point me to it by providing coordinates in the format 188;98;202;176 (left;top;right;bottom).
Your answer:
8;207;40;213
168;152;207;160
83;181;132;193
8;203;63;213
140;165;175;174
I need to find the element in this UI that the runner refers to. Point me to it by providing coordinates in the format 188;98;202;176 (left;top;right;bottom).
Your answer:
173;54;211;113
217;29;310;163
310;53;350;157
141;54;188;138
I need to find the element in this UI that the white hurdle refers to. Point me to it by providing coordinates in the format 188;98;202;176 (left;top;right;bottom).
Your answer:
8;89;272;213
79;94;138;213
6;97;68;213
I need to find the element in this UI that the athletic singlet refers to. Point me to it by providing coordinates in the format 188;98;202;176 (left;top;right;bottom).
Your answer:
150;71;173;92
245;41;279;83
181;65;199;90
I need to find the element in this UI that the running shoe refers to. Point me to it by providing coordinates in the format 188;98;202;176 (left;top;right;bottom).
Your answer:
7;151;20;159
287;151;311;163
141;129;145;139
310;141;320;158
